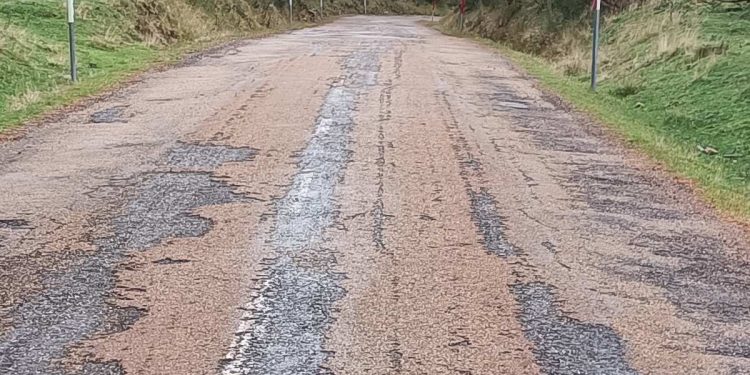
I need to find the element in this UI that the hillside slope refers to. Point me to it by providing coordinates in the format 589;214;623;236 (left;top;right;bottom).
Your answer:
441;0;750;217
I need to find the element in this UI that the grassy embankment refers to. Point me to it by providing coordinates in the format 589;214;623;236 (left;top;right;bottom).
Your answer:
437;0;750;221
0;0;430;132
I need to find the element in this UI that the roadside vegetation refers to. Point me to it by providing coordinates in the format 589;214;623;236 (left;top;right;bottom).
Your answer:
438;0;750;220
0;0;431;132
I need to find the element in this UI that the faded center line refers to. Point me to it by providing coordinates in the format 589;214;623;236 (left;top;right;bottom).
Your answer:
221;49;381;375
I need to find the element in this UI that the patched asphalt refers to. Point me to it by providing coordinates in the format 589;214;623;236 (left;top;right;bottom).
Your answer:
1;16;749;375
0;144;251;374
512;282;637;375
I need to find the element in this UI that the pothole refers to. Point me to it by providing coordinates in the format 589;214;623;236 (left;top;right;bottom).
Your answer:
167;142;256;169
90;106;128;124
0;219;30;229
469;189;516;257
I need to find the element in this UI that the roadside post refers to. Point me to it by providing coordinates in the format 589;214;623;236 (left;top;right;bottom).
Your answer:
289;0;293;24
320;0;323;13
364;0;367;14
459;0;466;31
591;0;602;91
67;0;77;82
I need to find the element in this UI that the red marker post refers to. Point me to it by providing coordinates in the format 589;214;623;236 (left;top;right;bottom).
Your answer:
459;0;466;31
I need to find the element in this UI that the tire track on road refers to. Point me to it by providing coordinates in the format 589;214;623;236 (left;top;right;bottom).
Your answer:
435;82;638;374
221;48;382;375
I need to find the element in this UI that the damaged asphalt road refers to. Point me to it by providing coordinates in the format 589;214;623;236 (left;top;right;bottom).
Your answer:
1;16;749;375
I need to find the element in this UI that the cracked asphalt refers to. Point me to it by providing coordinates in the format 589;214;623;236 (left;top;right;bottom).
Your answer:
1;16;749;375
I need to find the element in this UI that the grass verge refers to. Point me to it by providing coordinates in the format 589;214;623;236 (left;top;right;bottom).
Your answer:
0;0;333;133
0;27;313;134
433;23;750;223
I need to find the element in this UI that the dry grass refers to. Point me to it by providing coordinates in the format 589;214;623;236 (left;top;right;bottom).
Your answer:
260;4;286;29
2;22;66;72
123;0;217;45
553;27;590;76
43;49;67;67
7;89;45;111
2;24;36;50
543;2;705;81
89;26;125;50
656;29;697;56
77;0;97;20
601;4;701;76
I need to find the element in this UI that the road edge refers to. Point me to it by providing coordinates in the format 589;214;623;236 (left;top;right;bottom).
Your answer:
0;20;333;141
427;21;750;227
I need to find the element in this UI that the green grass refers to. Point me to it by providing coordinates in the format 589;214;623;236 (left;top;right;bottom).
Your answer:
0;0;429;132
435;15;750;222
596;3;750;181
0;0;313;132
0;0;162;131
0;0;290;131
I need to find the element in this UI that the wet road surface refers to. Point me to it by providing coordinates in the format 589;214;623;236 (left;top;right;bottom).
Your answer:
1;16;749;374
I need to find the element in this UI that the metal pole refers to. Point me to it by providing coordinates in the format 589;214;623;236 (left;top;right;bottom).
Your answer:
364;0;367;14
459;0;466;31
591;0;601;91
67;0;77;82
289;0;293;23
320;0;323;14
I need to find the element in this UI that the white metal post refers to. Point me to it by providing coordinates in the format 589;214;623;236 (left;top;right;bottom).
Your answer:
591;0;602;91
67;0;77;82
289;0;293;23
364;0;367;14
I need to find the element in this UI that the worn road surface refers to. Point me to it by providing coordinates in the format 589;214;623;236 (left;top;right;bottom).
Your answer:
1;16;749;375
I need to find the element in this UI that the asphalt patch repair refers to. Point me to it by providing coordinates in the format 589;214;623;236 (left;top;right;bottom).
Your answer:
441;69;639;373
89;106;129;124
512;282;637;375
0;143;253;374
